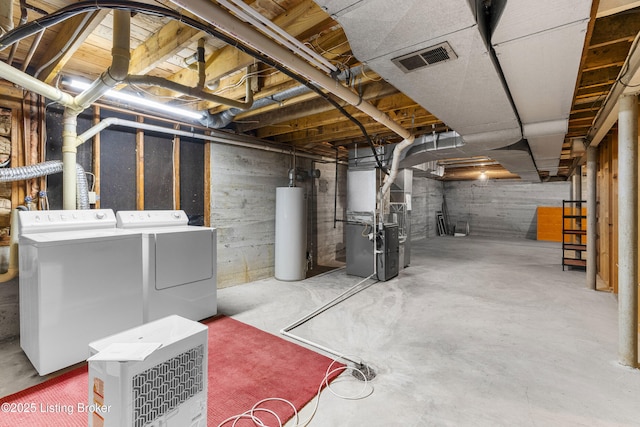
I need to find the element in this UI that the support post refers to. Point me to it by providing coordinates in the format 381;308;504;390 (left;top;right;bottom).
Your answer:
586;145;597;290
617;94;638;368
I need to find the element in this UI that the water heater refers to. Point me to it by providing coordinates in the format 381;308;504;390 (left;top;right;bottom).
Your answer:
275;187;307;281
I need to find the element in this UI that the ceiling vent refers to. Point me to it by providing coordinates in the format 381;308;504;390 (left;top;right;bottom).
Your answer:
392;42;458;73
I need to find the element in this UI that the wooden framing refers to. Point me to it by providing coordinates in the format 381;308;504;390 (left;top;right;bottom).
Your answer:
92;106;101;208
173;123;181;210
136;116;145;210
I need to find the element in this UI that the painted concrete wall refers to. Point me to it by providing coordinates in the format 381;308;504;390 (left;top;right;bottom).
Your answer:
443;179;570;239
310;161;347;268
411;175;445;240
210;144;347;288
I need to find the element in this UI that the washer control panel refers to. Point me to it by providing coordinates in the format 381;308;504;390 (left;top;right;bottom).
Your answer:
116;210;189;229
18;209;117;234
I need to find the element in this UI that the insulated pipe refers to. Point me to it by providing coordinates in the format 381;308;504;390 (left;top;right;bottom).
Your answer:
168;0;412;142
586;145;597;290
125;74;253;110
617;94;639;368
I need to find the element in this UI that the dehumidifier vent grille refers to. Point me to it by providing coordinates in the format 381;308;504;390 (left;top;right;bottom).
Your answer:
132;344;205;427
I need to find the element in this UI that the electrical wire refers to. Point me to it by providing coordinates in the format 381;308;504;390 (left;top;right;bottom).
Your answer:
212;68;279;95
85;171;96;191
217;357;373;427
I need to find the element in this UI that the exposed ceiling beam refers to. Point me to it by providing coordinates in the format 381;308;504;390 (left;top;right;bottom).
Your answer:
36;10;110;84
597;0;640;17
163;0;331;91
128;20;203;75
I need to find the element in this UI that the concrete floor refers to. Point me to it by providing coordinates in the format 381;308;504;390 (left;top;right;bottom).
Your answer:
1;236;639;426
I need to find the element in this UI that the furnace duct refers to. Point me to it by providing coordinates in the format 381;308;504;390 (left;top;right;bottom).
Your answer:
0;160;90;209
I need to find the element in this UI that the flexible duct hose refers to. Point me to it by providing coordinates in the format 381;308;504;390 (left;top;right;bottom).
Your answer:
0;160;90;209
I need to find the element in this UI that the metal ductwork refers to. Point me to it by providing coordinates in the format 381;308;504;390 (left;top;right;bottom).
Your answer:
491;0;592;176
315;0;527;177
315;0;592;181
201;64;366;129
0;160;90;209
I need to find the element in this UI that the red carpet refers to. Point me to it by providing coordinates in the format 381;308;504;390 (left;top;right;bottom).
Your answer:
0;316;343;426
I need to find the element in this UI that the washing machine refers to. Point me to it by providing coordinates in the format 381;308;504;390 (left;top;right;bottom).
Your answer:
116;210;217;322
18;209;144;375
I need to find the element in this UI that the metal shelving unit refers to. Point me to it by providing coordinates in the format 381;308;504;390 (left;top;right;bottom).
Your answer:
562;200;587;270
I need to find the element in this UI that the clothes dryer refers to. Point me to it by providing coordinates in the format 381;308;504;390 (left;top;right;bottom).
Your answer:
116;210;217;322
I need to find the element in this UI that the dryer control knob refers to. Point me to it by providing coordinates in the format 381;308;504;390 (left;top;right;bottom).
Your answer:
95;211;106;219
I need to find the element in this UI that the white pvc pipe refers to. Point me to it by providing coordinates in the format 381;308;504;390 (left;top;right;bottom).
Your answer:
77;117;343;163
0;60;75;105
62;111;78;210
617;94;638;368
61;10;131;209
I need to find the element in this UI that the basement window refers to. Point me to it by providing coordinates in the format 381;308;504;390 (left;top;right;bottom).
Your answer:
392;42;457;73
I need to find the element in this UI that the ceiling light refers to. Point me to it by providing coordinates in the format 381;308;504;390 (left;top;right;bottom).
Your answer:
65;79;206;121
